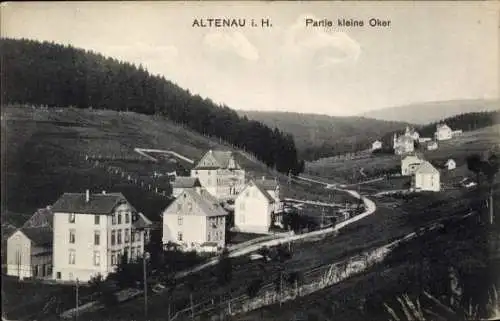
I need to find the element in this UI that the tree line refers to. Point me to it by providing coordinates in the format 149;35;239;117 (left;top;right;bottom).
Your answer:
0;38;304;175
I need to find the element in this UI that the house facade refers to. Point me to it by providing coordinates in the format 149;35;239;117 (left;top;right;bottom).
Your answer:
6;227;53;280
371;140;383;151
427;141;438;151
190;150;246;200
162;189;228;252
393;134;415;155
401;155;424;176
51;190;150;282
171;177;202;198
435;124;453;141
234;178;283;234
412;162;441;192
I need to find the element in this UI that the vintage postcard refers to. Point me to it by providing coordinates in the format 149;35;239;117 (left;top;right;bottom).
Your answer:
1;1;499;321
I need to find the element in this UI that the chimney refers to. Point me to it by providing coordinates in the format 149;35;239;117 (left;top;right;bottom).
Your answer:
85;189;90;202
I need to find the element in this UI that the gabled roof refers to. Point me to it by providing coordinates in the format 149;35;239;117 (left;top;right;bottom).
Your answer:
195;150;240;169
51;192;130;215
436;123;451;131
415;161;439;175
396;135;414;143
19;226;53;247
239;180;277;204
132;212;153;230
255;178;279;191
167;189;228;217
402;155;422;162
172;177;201;188
23;207;53;229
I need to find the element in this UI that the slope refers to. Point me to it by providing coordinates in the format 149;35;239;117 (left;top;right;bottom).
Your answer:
361;99;499;124
237;110;409;160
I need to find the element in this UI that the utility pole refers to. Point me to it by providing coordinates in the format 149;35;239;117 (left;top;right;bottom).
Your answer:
143;252;150;318
75;278;79;321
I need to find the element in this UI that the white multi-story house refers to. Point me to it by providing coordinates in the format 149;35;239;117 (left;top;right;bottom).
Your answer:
171;177;202;198
162;189;228;252
412;162;441;192
190;150;246;200
434;123;453;141
6;226;53;280
401;155;424;176
393;134;415;155
371;140;383;151
234;178;283;234
51;190;151;282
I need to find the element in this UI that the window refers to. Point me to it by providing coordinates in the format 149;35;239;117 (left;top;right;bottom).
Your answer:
125;229;129;243
93;251;100;266
94;215;100;225
118;213;122;224
69;229;76;244
94;231;100;246
124;246;130;261
131;247;136;260
245;191;250;197
136;246;141;257
33;265;38;277
68;213;75;223
177;203;182;211
69;250;76;265
117;229;122;244
188;203;192;211
136;231;141;242
177;232;183;241
240;202;245;210
207;232;211;242
111;252;117;265
56;272;61;279
112;214;116;225
111;230;116;245
178;216;183;225
131;231;135;243
125;213;130;223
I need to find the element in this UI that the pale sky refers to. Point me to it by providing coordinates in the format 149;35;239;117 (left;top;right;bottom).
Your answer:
1;1;499;116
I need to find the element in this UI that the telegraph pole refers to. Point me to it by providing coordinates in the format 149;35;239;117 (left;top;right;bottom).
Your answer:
75;278;79;321
143;252;150;318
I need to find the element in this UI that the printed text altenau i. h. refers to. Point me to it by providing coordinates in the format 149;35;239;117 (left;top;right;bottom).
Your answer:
192;18;272;28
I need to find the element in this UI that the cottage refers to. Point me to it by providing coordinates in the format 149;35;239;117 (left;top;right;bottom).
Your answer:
401;155;424;176
234;178;283;234
171;177;202;198
51;190;151;282
412;161;441;192
434;123;453;141
162;189;228;252
371;140;383;151
190;150;246;200
427;141;438;151
393;134;415;155
445;159;456;170
6;226;53;280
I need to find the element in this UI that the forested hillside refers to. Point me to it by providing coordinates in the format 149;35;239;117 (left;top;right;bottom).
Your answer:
239;111;409;161
0;38;304;174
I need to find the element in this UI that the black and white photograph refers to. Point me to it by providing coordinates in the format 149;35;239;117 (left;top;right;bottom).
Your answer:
1;1;499;321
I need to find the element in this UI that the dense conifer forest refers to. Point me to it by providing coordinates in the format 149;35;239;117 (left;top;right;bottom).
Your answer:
0;38;304;174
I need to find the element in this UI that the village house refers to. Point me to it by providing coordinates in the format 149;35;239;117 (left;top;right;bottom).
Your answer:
190;150;246;200
427;141;438;151
445;159;457;170
371;140;383;151
401;155;424;176
405;126;420;141
51;190;151;282
6;226;53;280
434;123;453;141
393;134;415;155
162;189;228;252
171;177;202;198
234;177;283;234
412;161;441;192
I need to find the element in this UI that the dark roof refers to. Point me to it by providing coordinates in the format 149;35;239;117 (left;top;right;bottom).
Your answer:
165;189;228;217
255;179;278;191
20;226;53;246
172;177;201;188
51;192;129;215
132;212;153;230
23;207;53;229
195;150;240;169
